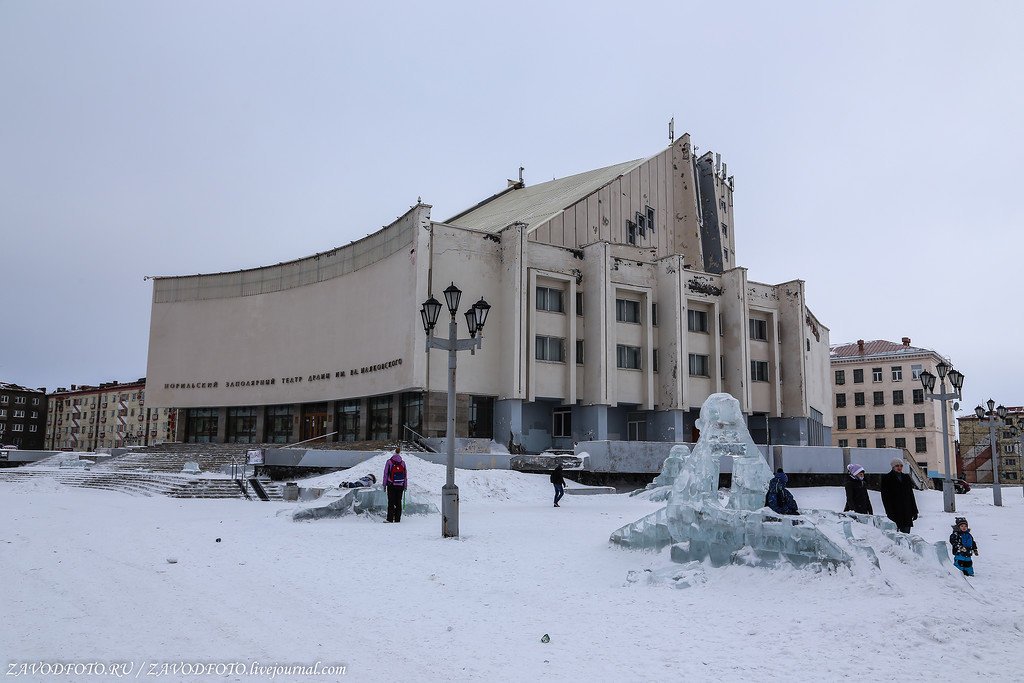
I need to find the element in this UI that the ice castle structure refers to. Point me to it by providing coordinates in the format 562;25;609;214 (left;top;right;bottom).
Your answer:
611;393;950;570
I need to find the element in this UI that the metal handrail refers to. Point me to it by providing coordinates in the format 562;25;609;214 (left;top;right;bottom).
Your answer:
282;431;339;449
901;448;935;490
402;424;437;453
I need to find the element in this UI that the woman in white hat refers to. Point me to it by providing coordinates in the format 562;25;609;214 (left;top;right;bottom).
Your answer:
843;463;873;515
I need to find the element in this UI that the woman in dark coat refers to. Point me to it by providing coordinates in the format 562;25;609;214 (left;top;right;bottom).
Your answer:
880;458;918;533
844;464;873;515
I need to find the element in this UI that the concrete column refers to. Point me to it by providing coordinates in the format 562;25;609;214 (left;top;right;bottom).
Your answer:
494;398;524;450
216;407;228;443
720;267;750;411
254;407;266;443
655;256;684;411
576;404;609;441
647;409;685;442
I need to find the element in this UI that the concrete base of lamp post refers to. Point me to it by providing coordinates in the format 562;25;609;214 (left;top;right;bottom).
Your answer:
442;483;460;538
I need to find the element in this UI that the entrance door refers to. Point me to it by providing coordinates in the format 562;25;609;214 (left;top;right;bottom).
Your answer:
301;403;329;441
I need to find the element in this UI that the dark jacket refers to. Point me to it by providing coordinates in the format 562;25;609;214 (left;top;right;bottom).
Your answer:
880;469;918;528
949;528;979;557
765;473;799;515
844;476;873;515
550;466;566;486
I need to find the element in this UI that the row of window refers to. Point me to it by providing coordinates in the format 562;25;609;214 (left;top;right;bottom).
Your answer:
836;413;927;430
0;396;38;405
835;365;923;385
0;424;35;433
0;410;37;419
837;436;928;453
55;392;139;407
836;389;925;408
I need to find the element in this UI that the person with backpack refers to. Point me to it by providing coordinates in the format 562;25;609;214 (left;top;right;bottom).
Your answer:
949;517;979;576
765;468;799;515
551;464;566;507
383;447;407;523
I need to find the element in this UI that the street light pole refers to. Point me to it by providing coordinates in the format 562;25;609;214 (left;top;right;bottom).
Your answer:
919;362;964;514
420;283;491;539
974;400;1008;507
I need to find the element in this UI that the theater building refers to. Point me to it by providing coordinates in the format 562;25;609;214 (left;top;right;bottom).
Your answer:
145;134;832;451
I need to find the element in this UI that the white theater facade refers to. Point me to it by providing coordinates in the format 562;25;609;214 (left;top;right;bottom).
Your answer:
146;134;833;452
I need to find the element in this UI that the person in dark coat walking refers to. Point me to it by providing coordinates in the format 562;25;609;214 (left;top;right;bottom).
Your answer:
843;464;873;515
550;464;566;507
880;458;918;533
382;448;407;523
949;517;979;576
765;468;799;515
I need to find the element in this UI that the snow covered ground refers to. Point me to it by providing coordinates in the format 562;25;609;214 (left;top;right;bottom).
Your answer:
2;455;1023;681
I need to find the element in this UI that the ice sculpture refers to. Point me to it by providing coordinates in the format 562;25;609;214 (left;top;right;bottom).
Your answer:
612;393;950;572
292;484;439;521
630;445;689;502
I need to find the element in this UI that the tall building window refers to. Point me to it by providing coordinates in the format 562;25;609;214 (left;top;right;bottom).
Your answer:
875;438;887;448
185;408;218;443
874;414;886;429
576;339;584;365
892;390;904;405
911;364;923;380
368;396;393;441
913;389;925;404
266;405;296;443
873;391;884;406
751;360;769;382
895;437;907;449
226;407;258;443
536;286;564;313
749;318;768;341
891;366;903;381
838;439;849;448
857;439;867;448
872;367;883;382
915;437;927;453
536;336;565;362
836;393;847;408
688;354;709;377
855;415;866;429
854;392;865;407
687;309;709;333
894;414;906;428
837;416;848;430
617;345;642;370
616;299;641;323
469;396;494;439
835;370;845;385
400;392;424;435
576;292;583;316
914;413;925;429
853;369;864;384
552;409;572;438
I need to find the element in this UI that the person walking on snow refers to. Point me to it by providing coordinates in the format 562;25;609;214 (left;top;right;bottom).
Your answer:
844;464;873;515
880;458;918;533
950;517;979;576
551;464;566;507
383;447;407;523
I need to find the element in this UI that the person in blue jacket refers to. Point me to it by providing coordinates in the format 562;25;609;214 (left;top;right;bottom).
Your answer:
765;468;799;515
949;517;979;576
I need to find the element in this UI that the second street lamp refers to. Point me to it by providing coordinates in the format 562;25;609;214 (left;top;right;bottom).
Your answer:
974;401;1008;507
421;282;492;538
919;360;963;513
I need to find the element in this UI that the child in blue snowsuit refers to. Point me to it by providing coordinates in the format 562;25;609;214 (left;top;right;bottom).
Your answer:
949;517;979;576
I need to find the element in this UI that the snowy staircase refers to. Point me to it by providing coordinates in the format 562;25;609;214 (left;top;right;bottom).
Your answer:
0;468;284;501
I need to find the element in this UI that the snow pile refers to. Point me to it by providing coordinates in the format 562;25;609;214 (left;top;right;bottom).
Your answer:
299;451;563;503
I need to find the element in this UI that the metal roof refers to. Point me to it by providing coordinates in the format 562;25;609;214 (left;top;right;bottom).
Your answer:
444;159;644;234
830;339;937;360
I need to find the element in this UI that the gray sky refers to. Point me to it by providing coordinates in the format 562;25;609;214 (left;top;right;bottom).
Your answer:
2;1;1020;418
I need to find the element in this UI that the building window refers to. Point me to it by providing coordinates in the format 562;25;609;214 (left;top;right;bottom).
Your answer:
368;397;393;441
14;396;25;405
469;396;494;439
838;439;849;448
552;409;572;438
872;367;883;382
835;370;845;385
0;396;8;404
750;360;769;382
627;412;647;441
226;407;258;444
616;299;641;323
13;410;25;418
857;439;868;448
646;205;655;229
652;349;659;373
266;405;296;444
836;393;846;408
724;248;730;261
874;415;886;429
636;210;648;236
536;286;564;313
892;390;904;405
626;219;637;245
576;339;584;365
400;392;424;435
576;292;583;316
688;354;709;377
894;414;906;428
875;438;887;448
29;425;38;433
891;366;903;381
185;408;218;443
0;410;5;418
854;392;865;407
749;318;768;341
853;369;864;384
536;336;566;363
617;345;642;370
915;437;927;453
895;437;907;449
651;303;658;326
837;416;848;430
855;415;866;429
31;397;39;405
12;424;23;432
914;413;925;429
911;364;923;380
687;309;708;333
913;389;924;404
873;391;884;406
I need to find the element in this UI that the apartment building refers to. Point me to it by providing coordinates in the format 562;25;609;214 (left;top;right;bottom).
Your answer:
0;382;48;449
831;338;957;477
957;406;1023;484
44;379;177;451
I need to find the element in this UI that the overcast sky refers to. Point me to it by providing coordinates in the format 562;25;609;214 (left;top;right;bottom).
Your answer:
1;1;1020;418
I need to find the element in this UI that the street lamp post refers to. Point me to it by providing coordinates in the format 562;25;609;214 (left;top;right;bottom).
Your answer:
919;361;964;513
974;400;1008;507
420;283;491;538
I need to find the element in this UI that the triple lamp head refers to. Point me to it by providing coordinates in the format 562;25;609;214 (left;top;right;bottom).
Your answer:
419;282;491;338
